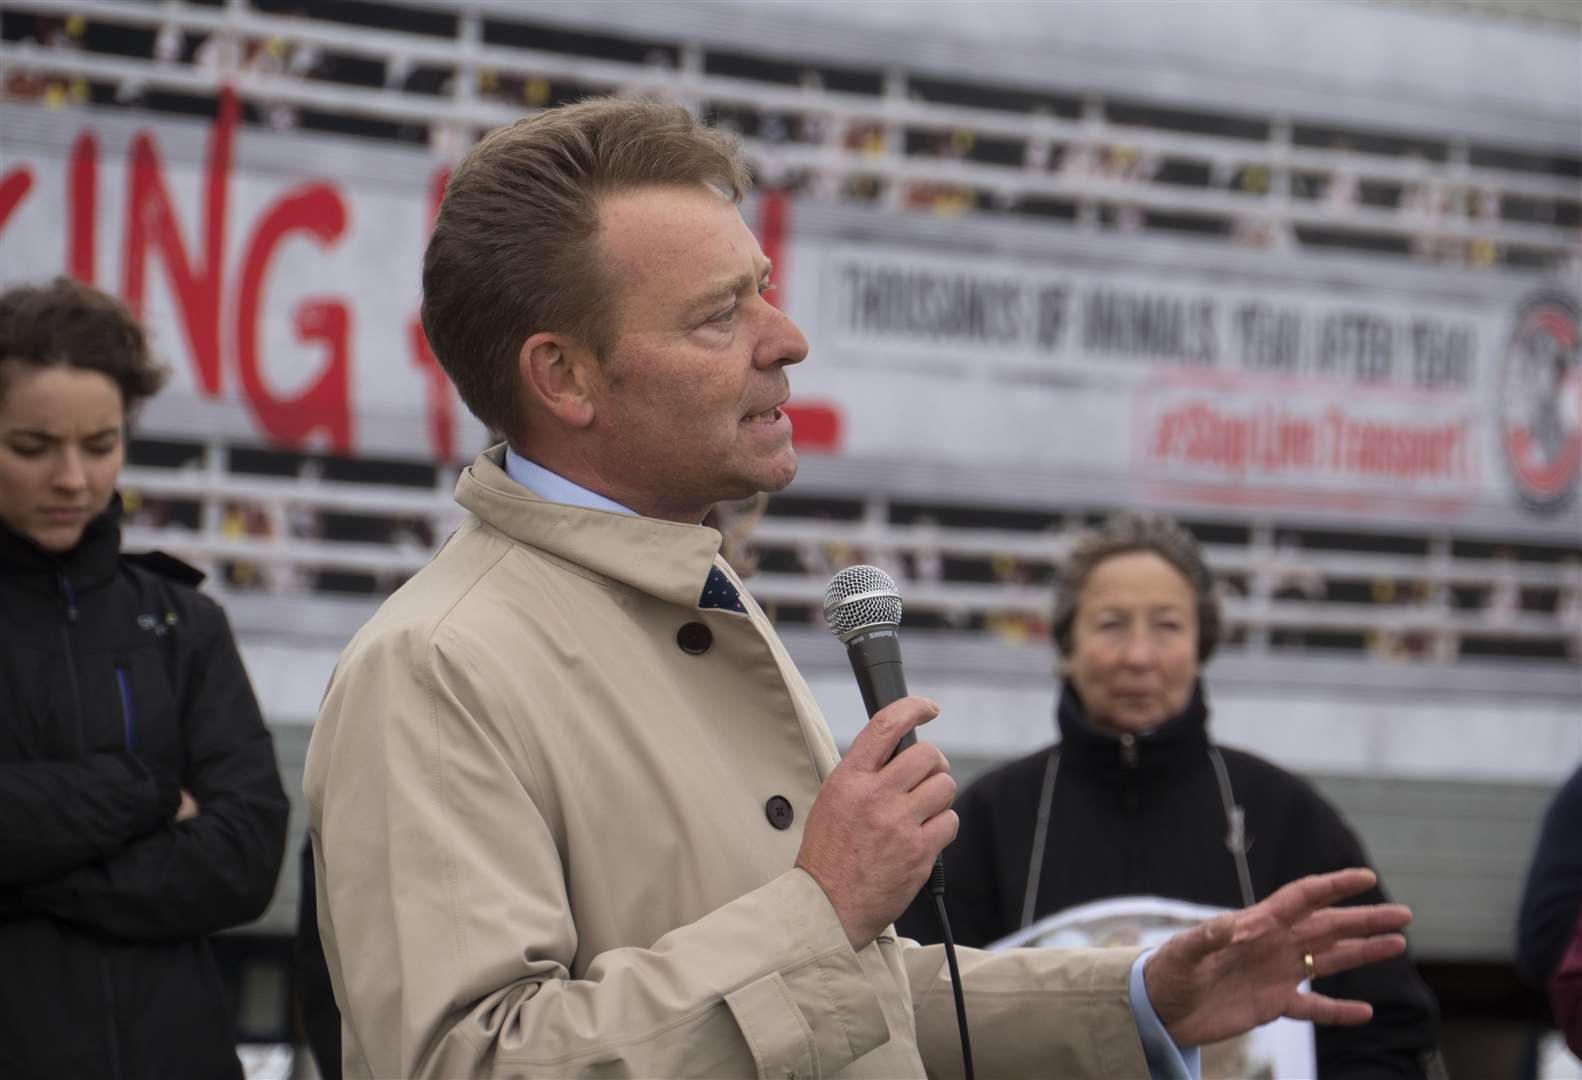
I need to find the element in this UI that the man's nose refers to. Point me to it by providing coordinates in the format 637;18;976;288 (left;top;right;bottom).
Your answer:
755;302;809;369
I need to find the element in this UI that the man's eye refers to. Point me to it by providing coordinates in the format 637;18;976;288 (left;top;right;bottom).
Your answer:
87;441;119;457
7;443;46;459
707;306;737;324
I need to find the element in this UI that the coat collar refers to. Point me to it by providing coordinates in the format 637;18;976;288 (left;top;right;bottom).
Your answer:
1055;678;1211;783
0;494;123;592
454;445;728;610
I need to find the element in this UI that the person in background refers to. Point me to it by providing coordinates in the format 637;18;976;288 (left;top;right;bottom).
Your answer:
900;512;1442;1078
1550;908;1582;1057
0;277;290;1079
1517;765;1582;1054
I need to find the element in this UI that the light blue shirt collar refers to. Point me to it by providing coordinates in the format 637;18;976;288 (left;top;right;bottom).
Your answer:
504;447;637;517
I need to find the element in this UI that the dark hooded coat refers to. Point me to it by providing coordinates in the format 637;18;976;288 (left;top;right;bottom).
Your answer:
899;681;1441;1079
0;503;288;1080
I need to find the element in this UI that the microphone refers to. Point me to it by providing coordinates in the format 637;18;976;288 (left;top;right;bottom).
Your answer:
823;564;977;1079
822;565;912;759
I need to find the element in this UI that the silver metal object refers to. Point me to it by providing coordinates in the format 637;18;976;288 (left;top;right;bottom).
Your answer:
823;565;904;641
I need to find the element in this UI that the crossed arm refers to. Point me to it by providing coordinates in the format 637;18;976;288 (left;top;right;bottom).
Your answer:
1;603;288;939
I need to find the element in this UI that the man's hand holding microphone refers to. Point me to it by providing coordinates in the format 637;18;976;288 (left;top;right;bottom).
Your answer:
796;696;956;951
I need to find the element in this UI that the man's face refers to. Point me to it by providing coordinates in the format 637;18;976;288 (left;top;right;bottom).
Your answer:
583;184;808;523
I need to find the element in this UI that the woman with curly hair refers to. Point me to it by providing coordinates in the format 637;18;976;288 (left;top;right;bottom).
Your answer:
0;277;288;1079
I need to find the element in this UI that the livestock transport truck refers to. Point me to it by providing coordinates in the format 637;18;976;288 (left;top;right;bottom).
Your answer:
1;0;1578;1073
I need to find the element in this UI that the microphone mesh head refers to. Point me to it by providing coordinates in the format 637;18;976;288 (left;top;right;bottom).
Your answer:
823;564;903;641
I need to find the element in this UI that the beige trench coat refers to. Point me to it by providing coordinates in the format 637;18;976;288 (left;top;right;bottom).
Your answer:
305;447;1150;1078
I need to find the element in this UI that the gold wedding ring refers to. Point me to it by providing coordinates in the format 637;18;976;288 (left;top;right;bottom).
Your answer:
1303;952;1316;982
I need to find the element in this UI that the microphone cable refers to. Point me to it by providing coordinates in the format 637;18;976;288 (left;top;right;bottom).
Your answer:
928;858;974;1080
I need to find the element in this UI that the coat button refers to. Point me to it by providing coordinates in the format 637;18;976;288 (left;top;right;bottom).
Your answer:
765;795;794;830
676;622;712;655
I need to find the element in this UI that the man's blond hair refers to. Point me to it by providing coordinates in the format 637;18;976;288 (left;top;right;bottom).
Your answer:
421;96;751;441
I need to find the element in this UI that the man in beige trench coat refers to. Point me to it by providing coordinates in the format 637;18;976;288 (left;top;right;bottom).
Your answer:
304;97;1414;1079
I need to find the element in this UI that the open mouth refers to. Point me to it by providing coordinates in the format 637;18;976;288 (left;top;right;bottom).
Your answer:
741;406;784;424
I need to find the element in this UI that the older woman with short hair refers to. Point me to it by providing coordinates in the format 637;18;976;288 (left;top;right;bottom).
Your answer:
899;512;1442;1078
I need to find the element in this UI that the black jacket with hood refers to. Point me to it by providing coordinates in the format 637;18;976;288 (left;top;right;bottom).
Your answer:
0;501;289;1080
898;680;1441;1079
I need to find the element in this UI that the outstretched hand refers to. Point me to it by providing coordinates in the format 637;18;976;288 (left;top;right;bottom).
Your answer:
1145;868;1411;1048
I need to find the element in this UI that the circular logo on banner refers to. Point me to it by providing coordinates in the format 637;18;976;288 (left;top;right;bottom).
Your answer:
1499;292;1582;511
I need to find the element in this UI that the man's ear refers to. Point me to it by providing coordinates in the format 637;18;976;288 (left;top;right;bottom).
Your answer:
519;332;597;428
